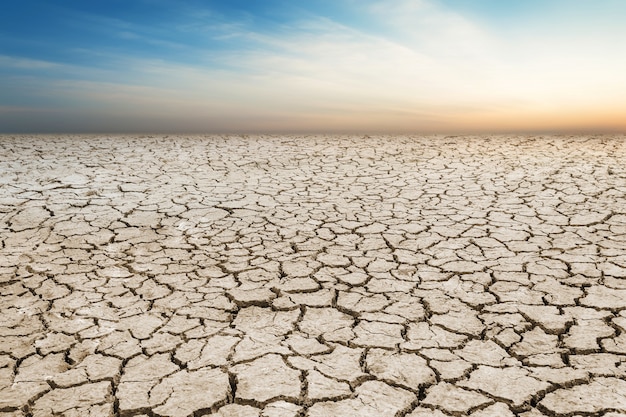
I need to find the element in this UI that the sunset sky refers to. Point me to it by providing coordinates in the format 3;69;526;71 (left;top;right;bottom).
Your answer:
1;0;625;133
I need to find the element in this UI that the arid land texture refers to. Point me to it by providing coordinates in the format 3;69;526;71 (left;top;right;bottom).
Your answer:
1;134;625;417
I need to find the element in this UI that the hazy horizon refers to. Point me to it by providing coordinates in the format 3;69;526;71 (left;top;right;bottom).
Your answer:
2;0;626;134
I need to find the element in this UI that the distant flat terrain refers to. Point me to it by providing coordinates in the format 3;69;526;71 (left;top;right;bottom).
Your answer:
1;135;625;416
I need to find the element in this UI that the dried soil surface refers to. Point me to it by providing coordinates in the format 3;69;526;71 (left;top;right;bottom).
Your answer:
1;134;625;417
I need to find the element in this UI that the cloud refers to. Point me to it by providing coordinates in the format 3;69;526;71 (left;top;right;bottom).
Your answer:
0;106;60;113
0;55;62;70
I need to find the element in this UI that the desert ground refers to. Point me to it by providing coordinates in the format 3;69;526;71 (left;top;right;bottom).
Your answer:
1;134;625;417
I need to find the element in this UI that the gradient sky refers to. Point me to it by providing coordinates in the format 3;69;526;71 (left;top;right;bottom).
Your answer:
1;0;626;133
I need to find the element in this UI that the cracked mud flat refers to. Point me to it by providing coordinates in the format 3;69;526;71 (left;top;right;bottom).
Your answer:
0;134;625;417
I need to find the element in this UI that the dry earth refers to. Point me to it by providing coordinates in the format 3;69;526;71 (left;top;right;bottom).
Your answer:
1;134;625;417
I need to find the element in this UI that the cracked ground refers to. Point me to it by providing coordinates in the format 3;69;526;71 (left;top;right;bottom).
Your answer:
1;134;625;417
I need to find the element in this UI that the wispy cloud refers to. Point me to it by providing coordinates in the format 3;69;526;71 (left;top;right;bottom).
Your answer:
0;106;60;113
0;55;62;70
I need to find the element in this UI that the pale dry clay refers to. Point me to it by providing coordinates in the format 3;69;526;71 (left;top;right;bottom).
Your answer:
0;134;625;417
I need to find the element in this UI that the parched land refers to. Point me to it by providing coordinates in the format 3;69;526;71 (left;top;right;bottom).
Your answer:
1;134;625;417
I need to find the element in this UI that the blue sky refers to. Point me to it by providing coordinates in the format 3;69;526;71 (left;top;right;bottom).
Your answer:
1;0;626;133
